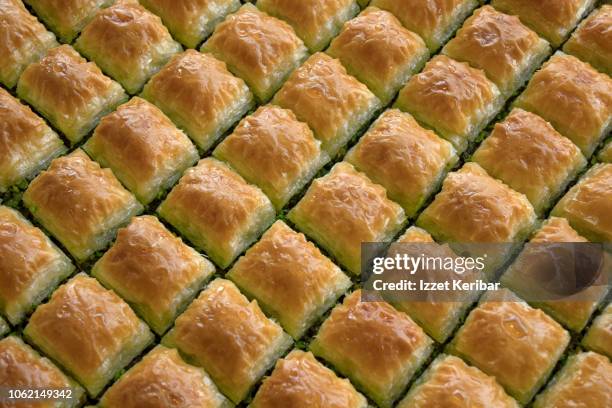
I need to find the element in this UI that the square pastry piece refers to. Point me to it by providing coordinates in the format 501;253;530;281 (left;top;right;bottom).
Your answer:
442;6;550;97
75;0;181;94
0;206;74;325
163;279;292;404
141;50;253;151
534;352;612;408
139;0;240;49
227;221;351;339
214;105;327;210
583;304;612;359
345;109;458;218
514;53;612;157
92;216;215;335
0;336;86;408
288;162;406;275
397;354;518;408
327;7;429;104
552;163;612;242
158;158;274;268
395;55;503;152
472;108;586;214
310;291;433;408
202;4;308;102
0;0;57;88
491;0;595;47
273;53;381;157
371;0;479;51
98;346;231;408
24;274;153;397
564;6;612;76
251;350;368;408
23;149;143;262
448;290;570;404
257;0;359;52
84;97;198;204
0;88;66;193
17;45;127;144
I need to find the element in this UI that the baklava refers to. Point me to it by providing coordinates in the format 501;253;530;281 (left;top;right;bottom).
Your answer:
582;304;612;359
395;55;504;152
17;45;127;144
564;5;612;76
514;53;612;157
0;0;57;88
310;290;433;408
0;87;66;193
75;0;182;94
201;4;308;102
273;53;381;157
251;350;368;408
92;216;215;335
448;290;570;404
327;7;429;104
472;108;586;214
141;50;253;150
257;0;360;52
162;279;292;404
345;109;458;218
227;221;351;339
0;206;74;325
288;162;406;275
213;105;327;210
23;149;143;262
24;274;154;397
98;346;231;408
83;97;198;204
157;157;275;268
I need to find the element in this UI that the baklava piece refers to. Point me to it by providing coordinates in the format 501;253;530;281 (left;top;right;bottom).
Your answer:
0;336;86;408
17;45;127;144
227;221;351;339
0;0;57;88
448;290;570;404
141;50;253;150
273;53;381;157
24;0;114;42
139;0;240;49
92;216;215;335
599;140;612;163
75;0;181;94
552;163;612;242
345;109;458;218
0;206;74;325
472;108;586;214
395;55;503;152
371;0;479;51
158;158;274;268
582;304;612;359
251;350;368;408
0;88;66;193
310;291;433;408
288;162;406;275
257;0;359;52
491;0;595;47
534;352;611;408
327;7;429;104
163;279;292;404
514;53;612;157
202;4;308;102
564;5;612;76
214;105;326;210
98;346;231;408
442;6;550;97
397;354;519;408
23;149;143;262
24;274;153;397
84;97;198;204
